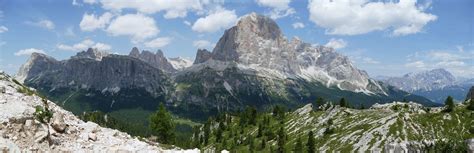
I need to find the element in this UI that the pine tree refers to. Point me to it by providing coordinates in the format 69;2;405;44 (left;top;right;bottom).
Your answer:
293;137;303;153
149;103;175;144
306;131;315;153
277;127;286;153
216;122;224;142
444;96;455;112
260;137;266;150
339;98;347;108
203;119;211;145
273;105;285;119
315;97;325;110
248;135;255;153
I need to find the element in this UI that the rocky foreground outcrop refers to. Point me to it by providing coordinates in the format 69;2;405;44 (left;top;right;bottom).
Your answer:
0;72;197;152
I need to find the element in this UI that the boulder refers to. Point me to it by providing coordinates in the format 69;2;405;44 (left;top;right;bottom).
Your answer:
88;133;97;141
50;113;66;133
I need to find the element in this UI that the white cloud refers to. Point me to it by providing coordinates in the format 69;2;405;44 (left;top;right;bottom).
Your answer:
184;20;192;26
256;0;294;19
99;0;203;19
65;26;75;37
192;8;238;33
193;40;212;48
72;0;80;6
144;37;172;48
308;0;437;36
57;39;111;51
83;0;97;4
405;60;426;68
361;57;380;64
324;38;347;49
14;48;46;56
80;12;113;31
0;26;7;33
92;42;112;50
106;14;159;43
292;22;304;29
405;46;474;77
27;20;55;30
256;0;291;10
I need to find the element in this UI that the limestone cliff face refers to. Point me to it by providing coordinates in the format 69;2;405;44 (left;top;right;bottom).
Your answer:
193;49;212;64
16;49;172;96
467;86;474;100
192;12;384;95
128;47;176;73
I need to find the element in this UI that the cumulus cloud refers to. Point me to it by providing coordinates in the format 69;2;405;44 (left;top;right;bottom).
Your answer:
405;46;474;77
98;0;203;19
256;0;294;19
0;26;7;33
192;8;238;33
308;0;437;36
106;14;159;43
193;40;213;48
405;61;426;68
14;48;46;56
57;39;111;51
27;19;55;30
80;12;113;31
325;38;347;49
144;37;172;48
292;22;304;29
83;0;97;4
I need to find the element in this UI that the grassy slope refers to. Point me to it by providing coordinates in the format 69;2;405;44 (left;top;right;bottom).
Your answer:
198;103;473;152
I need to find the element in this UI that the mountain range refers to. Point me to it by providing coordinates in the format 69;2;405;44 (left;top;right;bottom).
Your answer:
378;68;474;103
16;13;435;121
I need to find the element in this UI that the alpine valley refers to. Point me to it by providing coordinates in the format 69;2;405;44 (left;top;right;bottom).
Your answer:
17;13;435;121
4;12;474;152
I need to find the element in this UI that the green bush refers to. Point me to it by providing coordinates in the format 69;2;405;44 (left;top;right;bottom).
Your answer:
34;105;53;123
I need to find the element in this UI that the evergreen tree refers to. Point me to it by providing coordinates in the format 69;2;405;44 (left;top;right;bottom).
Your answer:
273;105;285;120
257;123;263;137
277;127;286;153
149;103;175;144
216;122;224;142
339;98;347;108
248;135;255;153
293;137;303;153
444;96;455;112
315;97;325;110
203;119;211;145
306;131;315;153
467;99;474;111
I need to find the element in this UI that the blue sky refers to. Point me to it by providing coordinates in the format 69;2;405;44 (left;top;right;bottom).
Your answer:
0;0;472;78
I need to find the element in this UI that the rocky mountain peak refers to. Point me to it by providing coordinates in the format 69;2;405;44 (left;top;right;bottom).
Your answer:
236;12;282;40
128;47;176;73
16;53;58;83
193;13;385;95
72;48;110;61
194;49;212;64
384;68;457;92
168;57;193;70
129;47;140;57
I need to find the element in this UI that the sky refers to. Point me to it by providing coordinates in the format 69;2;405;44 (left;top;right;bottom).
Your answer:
0;0;472;78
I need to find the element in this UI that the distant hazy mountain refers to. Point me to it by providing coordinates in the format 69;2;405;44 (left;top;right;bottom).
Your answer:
379;68;473;103
167;57;193;70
